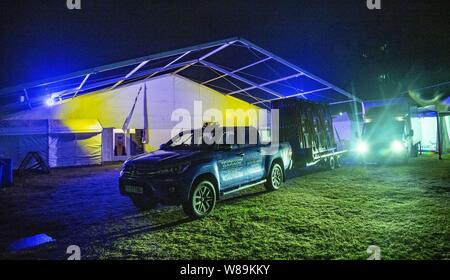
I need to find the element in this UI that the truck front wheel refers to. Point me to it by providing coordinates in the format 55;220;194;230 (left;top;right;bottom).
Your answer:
265;162;284;191
183;180;217;219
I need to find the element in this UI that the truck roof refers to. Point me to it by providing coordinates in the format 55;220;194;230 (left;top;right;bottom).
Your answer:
365;105;409;119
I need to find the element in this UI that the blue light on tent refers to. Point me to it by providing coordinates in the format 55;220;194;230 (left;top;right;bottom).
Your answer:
46;93;61;106
46;98;55;106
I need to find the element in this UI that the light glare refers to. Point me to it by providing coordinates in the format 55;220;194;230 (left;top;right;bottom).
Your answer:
356;141;368;154
391;140;404;152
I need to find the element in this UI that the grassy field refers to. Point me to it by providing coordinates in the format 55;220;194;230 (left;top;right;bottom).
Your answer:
90;156;450;260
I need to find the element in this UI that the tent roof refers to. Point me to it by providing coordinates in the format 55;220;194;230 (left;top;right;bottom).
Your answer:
0;37;363;113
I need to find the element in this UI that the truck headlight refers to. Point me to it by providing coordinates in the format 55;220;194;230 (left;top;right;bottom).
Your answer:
172;162;191;174
356;141;368;154
158;162;191;175
391;140;404;153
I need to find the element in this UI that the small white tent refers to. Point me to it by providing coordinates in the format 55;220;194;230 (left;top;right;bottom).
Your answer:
0;119;102;169
0;120;48;169
411;113;450;153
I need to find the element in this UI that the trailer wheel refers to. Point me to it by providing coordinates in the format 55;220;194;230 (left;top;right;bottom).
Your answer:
335;156;341;168
328;157;336;170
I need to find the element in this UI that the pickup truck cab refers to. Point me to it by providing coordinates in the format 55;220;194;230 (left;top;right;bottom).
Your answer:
119;126;292;218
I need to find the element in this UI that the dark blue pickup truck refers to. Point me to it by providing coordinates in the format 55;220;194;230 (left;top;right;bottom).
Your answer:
119;126;292;218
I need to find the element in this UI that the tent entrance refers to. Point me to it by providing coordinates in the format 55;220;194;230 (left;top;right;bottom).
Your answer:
102;128;145;162
113;129;128;161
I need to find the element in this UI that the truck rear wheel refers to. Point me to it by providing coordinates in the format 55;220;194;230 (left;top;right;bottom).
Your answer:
328;157;336;170
183;180;216;219
265;162;284;191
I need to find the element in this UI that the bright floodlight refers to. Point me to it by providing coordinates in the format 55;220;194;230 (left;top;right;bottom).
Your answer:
391;140;404;152
46;98;55;106
356;141;368;154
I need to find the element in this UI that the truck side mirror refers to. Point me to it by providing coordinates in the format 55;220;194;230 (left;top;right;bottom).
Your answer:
409;129;414;137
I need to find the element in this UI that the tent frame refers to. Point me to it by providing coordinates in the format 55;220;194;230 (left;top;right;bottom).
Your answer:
0;37;364;112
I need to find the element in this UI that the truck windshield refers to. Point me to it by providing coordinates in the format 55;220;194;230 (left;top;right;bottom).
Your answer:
164;130;215;150
362;121;404;140
162;127;260;150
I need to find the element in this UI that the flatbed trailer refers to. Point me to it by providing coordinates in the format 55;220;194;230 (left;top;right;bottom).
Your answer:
272;98;345;170
304;149;347;166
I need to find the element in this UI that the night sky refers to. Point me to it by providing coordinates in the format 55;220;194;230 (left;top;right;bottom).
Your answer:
1;0;449;100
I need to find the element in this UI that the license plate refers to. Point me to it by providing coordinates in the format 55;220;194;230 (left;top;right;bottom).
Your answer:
125;185;144;194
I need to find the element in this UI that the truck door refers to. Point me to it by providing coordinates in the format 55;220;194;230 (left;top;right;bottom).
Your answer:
216;131;247;189
244;145;265;182
241;127;265;182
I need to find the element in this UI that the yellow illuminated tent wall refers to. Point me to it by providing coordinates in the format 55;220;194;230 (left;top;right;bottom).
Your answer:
3;74;263;167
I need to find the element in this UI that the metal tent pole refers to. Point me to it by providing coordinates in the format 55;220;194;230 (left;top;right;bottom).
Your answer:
0;37;240;96
173;41;237;75
73;73;91;98
437;112;442;160
199;60;282;99
238;38;364;104
201;57;271;85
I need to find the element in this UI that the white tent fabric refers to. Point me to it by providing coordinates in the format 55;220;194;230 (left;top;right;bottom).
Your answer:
48;133;101;167
5;74;260;151
48;119;102;134
0;119;48;135
1;74;262;168
439;115;450;153
411;115;450;153
332;112;359;150
0;120;49;169
411;117;432;150
0;119;102;169
48;119;102;167
101;128;114;162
